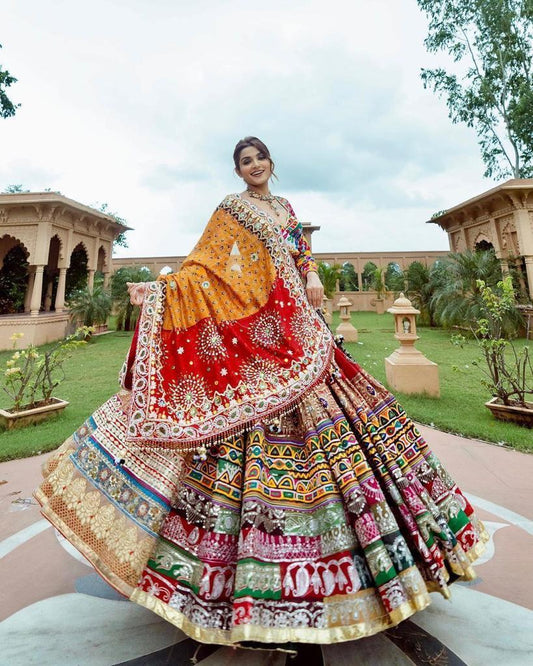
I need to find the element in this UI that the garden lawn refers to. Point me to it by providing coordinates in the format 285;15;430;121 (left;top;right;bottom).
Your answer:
0;313;531;462
0;332;133;462
339;311;533;454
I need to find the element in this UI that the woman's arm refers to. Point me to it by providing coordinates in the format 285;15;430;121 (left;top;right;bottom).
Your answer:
280;198;324;308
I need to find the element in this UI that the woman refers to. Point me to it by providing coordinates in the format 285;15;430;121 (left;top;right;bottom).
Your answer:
35;137;488;647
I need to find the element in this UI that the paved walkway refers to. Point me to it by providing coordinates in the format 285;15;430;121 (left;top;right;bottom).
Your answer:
1;426;532;666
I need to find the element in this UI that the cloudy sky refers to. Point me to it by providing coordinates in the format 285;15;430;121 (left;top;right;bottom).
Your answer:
1;0;492;258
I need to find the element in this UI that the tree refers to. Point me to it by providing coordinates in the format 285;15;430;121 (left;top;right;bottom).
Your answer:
417;0;533;178
96;202;129;250
317;262;342;299
339;262;359;291
385;262;404;291
405;261;438;327
361;262;378;291
429;248;522;333
370;266;387;299
0;44;19;119
0;245;28;314
111;265;154;331
2;184;30;193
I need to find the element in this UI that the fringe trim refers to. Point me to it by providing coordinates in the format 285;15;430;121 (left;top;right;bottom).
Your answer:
128;338;335;457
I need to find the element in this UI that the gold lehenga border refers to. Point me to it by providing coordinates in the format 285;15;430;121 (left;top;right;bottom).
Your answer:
33;489;135;600
129;587;433;647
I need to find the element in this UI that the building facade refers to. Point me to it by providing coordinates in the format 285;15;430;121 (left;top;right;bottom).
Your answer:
430;179;533;300
0;192;128;349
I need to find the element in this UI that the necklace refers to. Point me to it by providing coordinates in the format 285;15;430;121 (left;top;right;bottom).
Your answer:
246;188;282;217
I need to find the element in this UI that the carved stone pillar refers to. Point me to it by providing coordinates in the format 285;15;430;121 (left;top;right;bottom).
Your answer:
103;271;110;288
88;269;96;292
24;268;36;313
30;265;45;315
524;256;533;301
44;280;53;311
55;267;67;312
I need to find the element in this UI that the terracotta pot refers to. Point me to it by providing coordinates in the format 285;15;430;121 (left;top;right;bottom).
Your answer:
375;299;386;315
485;397;533;428
0;397;69;430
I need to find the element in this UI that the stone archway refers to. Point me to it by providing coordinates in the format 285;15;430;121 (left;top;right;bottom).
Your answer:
339;261;359;291
0;236;29;314
361;261;378;291
41;235;62;312
66;243;89;299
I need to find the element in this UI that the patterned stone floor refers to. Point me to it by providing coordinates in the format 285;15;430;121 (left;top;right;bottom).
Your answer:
1;425;532;665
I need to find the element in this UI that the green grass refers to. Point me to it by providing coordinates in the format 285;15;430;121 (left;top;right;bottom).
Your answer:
0;332;133;462
337;312;533;454
0;312;531;462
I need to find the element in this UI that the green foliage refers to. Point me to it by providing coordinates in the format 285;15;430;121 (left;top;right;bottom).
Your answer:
361;262;378;291
385;262;404;292
428;249;520;331
67;281;112;328
417;0;533;178
453;277;532;406
0;245;28;314
111;265;155;331
65;245;88;298
2;184;29;193
1;329;90;412
96;202;129;250
317;261;342;299
339;262;359;291
0;44;19;119
404;261;439;326
371;266;387;299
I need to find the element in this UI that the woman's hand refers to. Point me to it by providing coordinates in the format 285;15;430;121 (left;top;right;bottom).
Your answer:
126;282;147;306
305;271;324;309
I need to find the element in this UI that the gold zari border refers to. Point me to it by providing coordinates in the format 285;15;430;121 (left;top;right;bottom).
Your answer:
129;587;433;646
34;489;136;600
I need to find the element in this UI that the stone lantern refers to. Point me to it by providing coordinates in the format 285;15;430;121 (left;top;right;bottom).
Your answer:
385;293;440;397
336;296;358;342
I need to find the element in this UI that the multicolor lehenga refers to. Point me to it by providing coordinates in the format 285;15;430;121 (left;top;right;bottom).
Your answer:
35;194;488;646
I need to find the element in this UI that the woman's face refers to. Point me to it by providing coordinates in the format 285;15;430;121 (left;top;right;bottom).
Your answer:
236;146;272;187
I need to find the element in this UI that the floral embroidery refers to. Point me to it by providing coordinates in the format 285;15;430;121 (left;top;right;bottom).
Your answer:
168;374;209;417
241;357;281;390
197;319;228;361
249;310;283;350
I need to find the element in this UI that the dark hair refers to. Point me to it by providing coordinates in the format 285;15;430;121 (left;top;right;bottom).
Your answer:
233;136;277;179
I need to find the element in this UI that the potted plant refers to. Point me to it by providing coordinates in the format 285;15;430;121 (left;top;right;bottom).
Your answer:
455;277;532;427
0;328;90;429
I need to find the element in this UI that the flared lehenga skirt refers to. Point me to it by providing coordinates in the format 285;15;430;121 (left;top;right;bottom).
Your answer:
34;359;488;646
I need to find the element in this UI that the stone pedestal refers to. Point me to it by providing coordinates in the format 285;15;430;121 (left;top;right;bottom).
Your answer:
336;296;358;342
385;293;440;397
385;346;440;397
